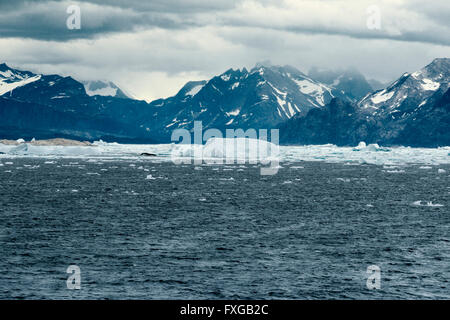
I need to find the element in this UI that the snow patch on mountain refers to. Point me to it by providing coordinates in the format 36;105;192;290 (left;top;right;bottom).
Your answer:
0;74;41;96
0;65;42;96
370;89;395;104
421;78;440;91
227;109;240;117
186;84;204;97
358;58;450;112
294;79;322;95
86;86;117;97
293;78;333;106
82;80;131;98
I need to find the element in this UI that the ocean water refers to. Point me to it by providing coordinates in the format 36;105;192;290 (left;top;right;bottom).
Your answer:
0;158;449;299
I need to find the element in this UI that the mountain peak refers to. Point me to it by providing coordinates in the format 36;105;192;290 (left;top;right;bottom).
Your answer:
249;64;306;79
430;57;450;65
176;80;207;97
0;63;10;71
358;57;449;113
82;80;132;99
424;57;450;73
254;60;273;69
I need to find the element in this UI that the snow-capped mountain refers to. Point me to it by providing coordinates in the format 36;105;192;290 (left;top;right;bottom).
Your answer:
0;63;93;107
280;58;450;147
0;63;132;103
0;59;448;146
358;58;450;117
0;62;374;142
0;63;42;96
0;63;153;142
143;63;371;137
82;80;132;99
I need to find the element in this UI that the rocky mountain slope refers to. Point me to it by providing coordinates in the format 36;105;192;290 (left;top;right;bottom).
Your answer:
0;59;448;147
280;58;450;147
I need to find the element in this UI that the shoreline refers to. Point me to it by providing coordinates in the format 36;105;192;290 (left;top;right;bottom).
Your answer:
0;138;92;146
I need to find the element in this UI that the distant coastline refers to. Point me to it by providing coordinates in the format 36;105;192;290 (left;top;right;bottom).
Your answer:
0;138;92;146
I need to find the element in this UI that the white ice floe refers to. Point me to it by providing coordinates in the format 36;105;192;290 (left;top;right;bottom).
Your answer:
3;143;103;156
412;201;444;207
385;169;406;173
0;141;172;159
219;177;234;181
353;142;389;152
1;140;449;168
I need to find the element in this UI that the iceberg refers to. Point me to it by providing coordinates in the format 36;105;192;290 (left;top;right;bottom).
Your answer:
171;137;280;163
353;141;390;152
412;201;444;207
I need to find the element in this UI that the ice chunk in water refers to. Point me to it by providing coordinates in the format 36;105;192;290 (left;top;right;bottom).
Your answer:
412;201;444;207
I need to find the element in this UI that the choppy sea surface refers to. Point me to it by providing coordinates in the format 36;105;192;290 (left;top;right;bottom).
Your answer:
0;143;449;299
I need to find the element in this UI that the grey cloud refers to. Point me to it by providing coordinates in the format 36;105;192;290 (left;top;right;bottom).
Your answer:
0;0;238;12
405;0;450;25
0;0;204;41
0;0;449;47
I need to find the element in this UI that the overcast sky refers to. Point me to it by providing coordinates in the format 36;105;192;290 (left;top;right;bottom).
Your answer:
1;0;449;101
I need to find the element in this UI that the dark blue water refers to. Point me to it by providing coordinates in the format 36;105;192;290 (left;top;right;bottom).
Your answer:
0;158;448;299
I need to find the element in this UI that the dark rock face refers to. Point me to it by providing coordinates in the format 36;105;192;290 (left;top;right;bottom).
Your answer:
279;89;450;147
279;98;371;146
392;88;450;147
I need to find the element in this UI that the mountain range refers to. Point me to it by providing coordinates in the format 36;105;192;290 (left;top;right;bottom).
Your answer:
0;58;449;147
